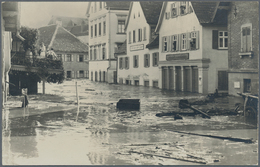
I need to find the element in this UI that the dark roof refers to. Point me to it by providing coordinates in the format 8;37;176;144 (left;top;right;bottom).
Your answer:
212;8;228;25
37;25;88;53
140;1;163;25
37;25;57;48
191;2;218;24
106;1;131;10
69;25;89;36
48;16;88;27
146;35;159;49
115;40;127;55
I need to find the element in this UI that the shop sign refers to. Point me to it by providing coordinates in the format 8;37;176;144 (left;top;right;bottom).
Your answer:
166;53;189;61
130;44;144;51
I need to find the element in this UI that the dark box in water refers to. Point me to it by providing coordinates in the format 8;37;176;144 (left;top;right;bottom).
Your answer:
116;99;140;110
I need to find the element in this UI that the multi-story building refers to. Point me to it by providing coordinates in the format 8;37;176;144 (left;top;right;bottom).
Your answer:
155;1;229;94
48;16;89;44
37;24;89;79
1;2;23;106
116;1;163;87
227;2;259;96
86;1;130;83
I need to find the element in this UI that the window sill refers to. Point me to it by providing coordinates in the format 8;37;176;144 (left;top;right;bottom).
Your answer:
153;65;158;67
239;51;253;58
218;48;228;50
117;33;126;35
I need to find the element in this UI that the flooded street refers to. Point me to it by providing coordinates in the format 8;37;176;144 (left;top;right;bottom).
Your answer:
2;80;258;165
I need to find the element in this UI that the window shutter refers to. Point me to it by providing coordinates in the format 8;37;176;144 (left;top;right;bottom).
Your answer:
72;71;75;78
148;54;150;67
77;71;79;78
167;36;171;51
186;33;190;50
162;37;164;52
137;55;139;67
196;31;199;49
176;35;179;51
212;30;218;49
247;28;252;51
178;34;182;51
144;54;146;67
71;54;74;61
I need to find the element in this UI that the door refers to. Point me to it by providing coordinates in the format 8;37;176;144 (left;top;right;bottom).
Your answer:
184;67;191;92
218;71;228;91
113;71;117;83
169;68;174;90
175;67;182;91
192;67;198;92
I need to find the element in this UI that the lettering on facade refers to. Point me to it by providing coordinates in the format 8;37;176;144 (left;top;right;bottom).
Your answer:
130;44;144;51
166;53;189;61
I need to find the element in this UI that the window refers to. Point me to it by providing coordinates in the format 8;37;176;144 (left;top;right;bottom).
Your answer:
171;3;177;17
119;57;123;69
125;57;129;69
102;44;106;60
118;20;125;33
144;81;149;87
134;80;139;86
143;27;146;40
91;26;93;38
180;1;187;15
99;22;101;36
133;30;136;43
171;35;178;51
144;54;150;67
94;2;97;12
91;6;93;13
190;32;198;50
94;24;97;37
103;21;106;35
129;31;131;43
67;71;71;78
152;52;159;66
138;29;142;42
79;55;84;62
94;47;97;60
219;31;228;49
133;55;139;68
57;54;62;60
244;79;251;93
66;54;72;61
153;81;158;88
162;37;168;52
90;48;92;60
181;34;187;50
79;70;84;78
241;26;252;52
91;71;93;81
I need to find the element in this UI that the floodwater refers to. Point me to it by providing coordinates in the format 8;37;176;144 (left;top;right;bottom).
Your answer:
2;80;258;165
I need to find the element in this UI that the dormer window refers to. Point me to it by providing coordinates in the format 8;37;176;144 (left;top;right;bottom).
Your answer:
138;12;140;17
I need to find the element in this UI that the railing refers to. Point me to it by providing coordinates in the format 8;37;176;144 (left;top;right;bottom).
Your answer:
11;52;63;70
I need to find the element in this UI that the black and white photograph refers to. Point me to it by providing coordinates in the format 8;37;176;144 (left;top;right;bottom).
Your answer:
1;1;259;165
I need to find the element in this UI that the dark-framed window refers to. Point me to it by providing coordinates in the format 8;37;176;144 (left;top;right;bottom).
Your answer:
152;52;159;66
133;55;139;68
79;55;84;62
118;20;125;33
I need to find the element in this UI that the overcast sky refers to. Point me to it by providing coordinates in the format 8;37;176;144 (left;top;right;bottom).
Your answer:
21;2;89;28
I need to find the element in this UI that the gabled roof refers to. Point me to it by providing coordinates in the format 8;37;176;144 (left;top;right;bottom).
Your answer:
155;1;228;33
70;25;89;36
115;40;127;55
37;25;88;53
140;1;163;25
48;16;88;27
125;1;163;30
146;35;159;49
86;1;130;15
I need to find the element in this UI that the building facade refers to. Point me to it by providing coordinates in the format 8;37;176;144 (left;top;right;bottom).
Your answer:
2;2;23;106
86;1;130;83
116;1;163;87
155;1;229;94
227;2;259;96
37;25;89;79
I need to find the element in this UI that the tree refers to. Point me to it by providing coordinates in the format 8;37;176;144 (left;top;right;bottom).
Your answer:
20;26;38;55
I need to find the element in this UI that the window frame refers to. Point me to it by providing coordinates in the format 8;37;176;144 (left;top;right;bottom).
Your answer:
128;31;131;44
171;3;177;17
218;31;228;49
144;54;150;68
79;55;84;62
99;22;102;36
91;25;93;38
94;24;97;37
133;30;136;43
119;57;123;69
171;35;178;51
66;54;72;62
117;20;125;34
103;21;106;35
241;23;252;53
125;57;129;69
162;36;168;52
143;27;146;41
138;28;142;42
152;52;159;67
181;33;187;51
133;55;139;68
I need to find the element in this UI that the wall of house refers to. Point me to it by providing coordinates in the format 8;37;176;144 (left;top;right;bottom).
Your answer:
202;26;228;93
159;2;203;61
228;1;259;96
117;2;160;87
87;1;129;83
57;52;89;79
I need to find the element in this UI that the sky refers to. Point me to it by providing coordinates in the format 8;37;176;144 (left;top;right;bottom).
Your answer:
21;2;89;28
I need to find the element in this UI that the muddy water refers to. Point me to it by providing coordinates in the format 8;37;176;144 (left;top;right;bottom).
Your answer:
2;80;258;165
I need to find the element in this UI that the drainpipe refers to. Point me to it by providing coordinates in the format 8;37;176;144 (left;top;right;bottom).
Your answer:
107;7;111;83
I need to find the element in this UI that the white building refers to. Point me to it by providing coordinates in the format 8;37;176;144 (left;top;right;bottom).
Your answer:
155;1;229;94
86;1;130;83
116;1;163;87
